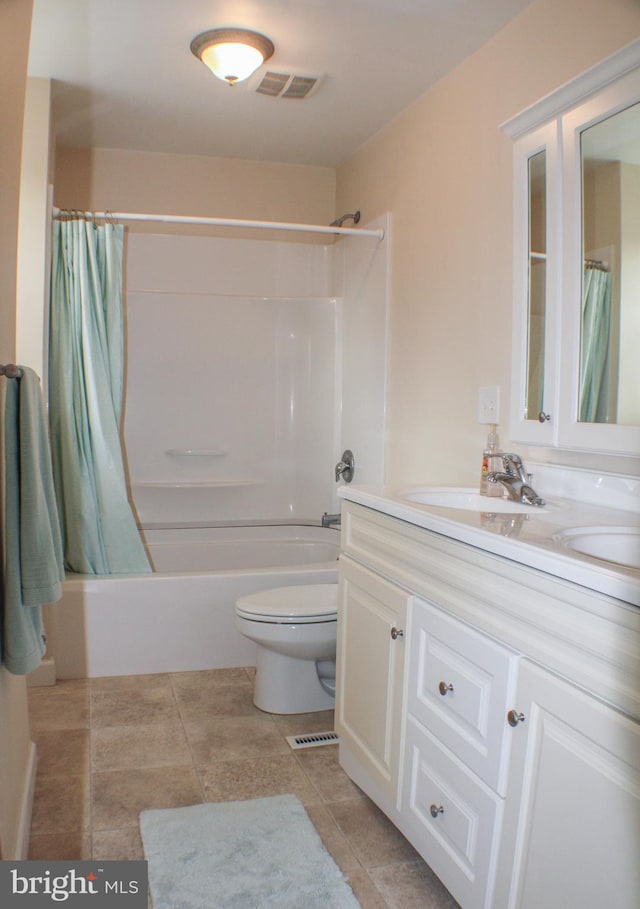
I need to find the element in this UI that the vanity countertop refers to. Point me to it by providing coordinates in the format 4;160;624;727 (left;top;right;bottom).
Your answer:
338;482;640;607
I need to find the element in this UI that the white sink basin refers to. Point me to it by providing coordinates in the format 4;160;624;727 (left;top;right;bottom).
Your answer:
554;526;640;571
398;486;548;514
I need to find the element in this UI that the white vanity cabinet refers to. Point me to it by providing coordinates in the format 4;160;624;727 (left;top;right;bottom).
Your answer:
336;499;640;909
494;659;640;909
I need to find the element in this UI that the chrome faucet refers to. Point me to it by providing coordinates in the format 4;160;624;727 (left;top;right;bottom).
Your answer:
487;453;545;507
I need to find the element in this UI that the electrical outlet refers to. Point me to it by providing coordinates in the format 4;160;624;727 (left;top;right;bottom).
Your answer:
478;385;500;424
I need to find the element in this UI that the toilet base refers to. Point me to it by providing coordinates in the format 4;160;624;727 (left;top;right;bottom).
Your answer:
253;647;336;714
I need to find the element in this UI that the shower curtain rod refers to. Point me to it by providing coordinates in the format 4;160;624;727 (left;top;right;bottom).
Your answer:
51;207;385;240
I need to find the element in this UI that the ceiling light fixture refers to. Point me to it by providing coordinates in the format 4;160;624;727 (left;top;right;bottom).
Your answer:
190;28;275;86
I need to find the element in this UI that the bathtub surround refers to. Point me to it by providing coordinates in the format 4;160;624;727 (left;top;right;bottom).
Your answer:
140;795;362;909
123;232;337;524
49;218;150;575
122;224;388;528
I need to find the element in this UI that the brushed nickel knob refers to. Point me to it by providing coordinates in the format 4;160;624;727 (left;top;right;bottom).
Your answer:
390;627;404;640
507;709;526;727
438;681;454;696
430;804;444;818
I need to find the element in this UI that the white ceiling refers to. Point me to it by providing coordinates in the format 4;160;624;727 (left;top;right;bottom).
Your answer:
28;0;534;168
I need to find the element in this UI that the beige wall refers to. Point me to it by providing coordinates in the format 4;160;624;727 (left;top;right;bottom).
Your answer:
54;147;335;238
17;78;53;378
336;0;640;485
0;0;35;861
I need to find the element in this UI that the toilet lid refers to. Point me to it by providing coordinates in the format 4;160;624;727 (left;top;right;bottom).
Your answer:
236;584;338;622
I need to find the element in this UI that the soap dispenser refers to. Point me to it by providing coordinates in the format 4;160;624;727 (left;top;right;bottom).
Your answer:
480;424;502;497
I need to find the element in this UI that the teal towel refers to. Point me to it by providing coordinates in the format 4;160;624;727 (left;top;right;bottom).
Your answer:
1;367;64;675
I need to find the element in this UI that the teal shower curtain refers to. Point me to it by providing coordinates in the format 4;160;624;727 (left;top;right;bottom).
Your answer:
49;218;151;574
579;263;612;424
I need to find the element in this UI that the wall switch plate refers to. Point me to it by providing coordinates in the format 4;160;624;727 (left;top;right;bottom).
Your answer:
478;385;500;423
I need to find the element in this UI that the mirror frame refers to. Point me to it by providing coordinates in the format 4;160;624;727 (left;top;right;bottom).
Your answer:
503;37;640;457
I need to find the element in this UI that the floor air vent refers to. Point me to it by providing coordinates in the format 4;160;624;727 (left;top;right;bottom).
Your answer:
286;731;340;750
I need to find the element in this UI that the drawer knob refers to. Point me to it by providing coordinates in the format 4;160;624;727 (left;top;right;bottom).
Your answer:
507;709;526;727
390;627;404;640
438;681;454;696
430;804;444;818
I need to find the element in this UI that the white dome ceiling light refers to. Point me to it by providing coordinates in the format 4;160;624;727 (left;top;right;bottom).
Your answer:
190;28;275;86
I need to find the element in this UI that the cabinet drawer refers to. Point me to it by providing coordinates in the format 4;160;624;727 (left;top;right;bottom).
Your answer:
402;715;503;909
408;597;517;794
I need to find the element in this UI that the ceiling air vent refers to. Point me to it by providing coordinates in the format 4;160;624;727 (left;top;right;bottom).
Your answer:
256;71;290;97
255;71;322;99
282;76;318;99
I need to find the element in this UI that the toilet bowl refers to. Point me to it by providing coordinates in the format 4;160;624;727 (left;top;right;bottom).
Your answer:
235;583;338;714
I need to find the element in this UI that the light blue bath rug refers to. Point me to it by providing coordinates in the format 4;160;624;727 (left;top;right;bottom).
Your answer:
140;794;361;909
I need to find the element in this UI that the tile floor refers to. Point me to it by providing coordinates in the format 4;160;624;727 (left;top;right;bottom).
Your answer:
28;668;460;909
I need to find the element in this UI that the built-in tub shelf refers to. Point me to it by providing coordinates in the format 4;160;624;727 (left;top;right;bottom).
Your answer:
130;480;261;526
133;480;259;489
133;477;258;489
165;449;227;457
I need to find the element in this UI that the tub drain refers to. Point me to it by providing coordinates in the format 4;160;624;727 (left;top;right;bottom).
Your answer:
286;731;340;750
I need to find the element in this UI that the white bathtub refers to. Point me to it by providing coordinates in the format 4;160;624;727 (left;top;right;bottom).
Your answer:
49;524;340;679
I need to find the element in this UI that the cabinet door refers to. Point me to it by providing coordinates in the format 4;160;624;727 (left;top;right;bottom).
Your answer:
335;555;408;808
510;120;560;445
495;659;640;909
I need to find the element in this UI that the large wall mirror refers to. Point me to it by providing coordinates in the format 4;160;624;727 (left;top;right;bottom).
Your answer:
504;39;640;456
580;101;640;427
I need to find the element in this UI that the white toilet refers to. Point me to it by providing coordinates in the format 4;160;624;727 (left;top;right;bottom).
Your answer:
235;583;338;714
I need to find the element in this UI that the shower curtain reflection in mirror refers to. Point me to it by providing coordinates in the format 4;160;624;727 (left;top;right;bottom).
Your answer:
48;217;151;574
579;260;612;423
